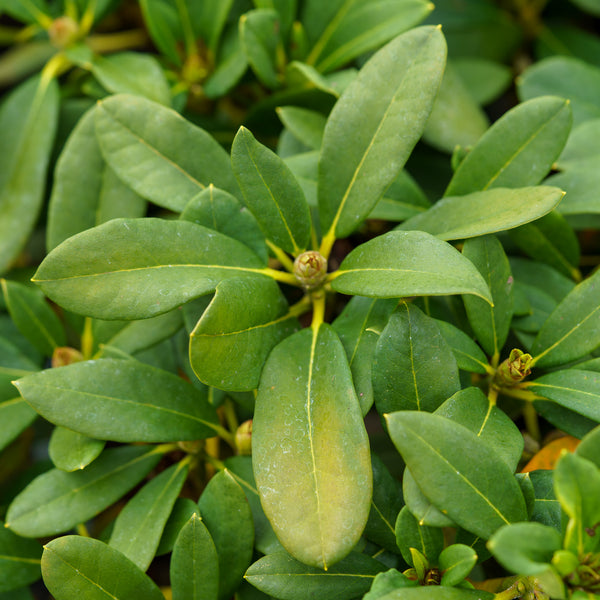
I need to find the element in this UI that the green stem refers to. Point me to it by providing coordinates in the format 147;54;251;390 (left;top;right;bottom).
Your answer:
267;240;295;272
81;317;94;360
210;423;236;450
263;267;301;286
311;290;326;332
497;385;540;402
288;295;312;319
152;442;181;455
86;30;148;54
203;452;226;472
223;398;239;436
319;229;337;260
523;402;541;442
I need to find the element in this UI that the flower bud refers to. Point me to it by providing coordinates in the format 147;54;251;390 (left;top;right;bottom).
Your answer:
48;16;80;48
236;419;253;455
494;348;533;387
293;251;327;290
51;347;84;368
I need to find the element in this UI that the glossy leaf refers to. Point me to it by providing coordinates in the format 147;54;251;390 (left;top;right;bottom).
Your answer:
488;522;561;576
1;279;65;356
95;94;240;211
439;544;477;586
445;96;572;197
528;470;561;531
0;75;58;274
399;186;564;241
156;497;199;556
462;235;514;357
403;469;454;528
245;551;386;600
253;324;371;568
332;296;398;415
5;445;161;537
375;588;493;599
556;118;600;172
204;25;249;98
0;398;37;452
330;231;492;303
46;106;146;251
48;427;105;472
373;301;460;415
548;169;600;217
395;506;444;566
577;424;600;469
240;9;281;89
386;412;527;539
181;185;268;263
531;268;600;367
41;536;164;600
453;58;512;105
14;358;220;442
518;57;600;126
33;218;268;320
277;106;326;150
198;470;254;599
529;370;600;422
318;26;446;239
307;0;433;73
434;320;489;374
0;522;41;592
171;514;219;600
190;277;298;391
110;461;188;571
422;60;488;154
231;127;311;254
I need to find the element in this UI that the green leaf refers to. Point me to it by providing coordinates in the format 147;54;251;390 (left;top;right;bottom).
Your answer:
277;106;326;151
365;454;405;553
0;75;58;274
399;187;564;241
386;412;527;539
139;0;182;65
445;96;572;197
1;279;65;356
462;235;514;357
181;185;268;263
253;324;371;569
41;536;164;600
556;118;600;172
156;497;199;555
395;506;444;567
306;0;433;74
488;522;561;576
528;470;561;531
330;231;492;304
95;94;240;211
433;320;489;374
547;169;600;217
240;9;281;89
529;370;600;422
531;268;600;367
509;211;580;280
198;470;254;599
403;469;454;528
332;296;398;415
231;127;312;254
204;25;248;99
510;257;575;303
439;544;477;586
33;218;268;320
0;521;41;592
318;26;446;240
452;58;512;105
5;445;161;537
48;427;105;472
14;358;220;442
518;57;600;126
577;425;600;469
0;398;37;452
171;514;219;600
244;551;386;600
190;277;298;391
195;0;234;52
436;388;524;472
110;461;188;571
375;587;494;599
46;106;146;252
373;301;460;415
364;569;417;600
422;60;489;154
554;452;600;554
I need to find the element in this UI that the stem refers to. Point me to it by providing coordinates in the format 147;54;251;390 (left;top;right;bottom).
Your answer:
81;317;94;360
488;386;498;406
267;240;295;272
319;230;336;260
86;30;148;54
222;398;239;435
209;423;236;450
311;290;326;332
203;452;226;472
76;523;90;537
79;0;97;37
288;295;312;319
263;267;301;286
498;386;540;402
153;442;181;455
523;402;541;442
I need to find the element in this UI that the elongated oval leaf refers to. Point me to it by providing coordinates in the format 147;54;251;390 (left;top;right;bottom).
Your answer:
198;470;254;599
14;358;220;442
231;127;311;254
5;445;161;537
110;461;188;571
245;551;386;600
0;397;37;452
277;106;327;150
0;75;59;274
253;324;371;569
190;277;298;391
445;96;572;197
386;412;527;539
330;231;492;303
95;94;240;211
399;187;564;241
48;427;105;472
0;522;41;592
240;9;281;89
32;218;268;320
395;506;444;566
373;301;460;415
171;514;219;600
531;268;600;367
41;536;164;600
318;26;446;239
434;319;489;374
529;370;600;422
376;588;493;600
